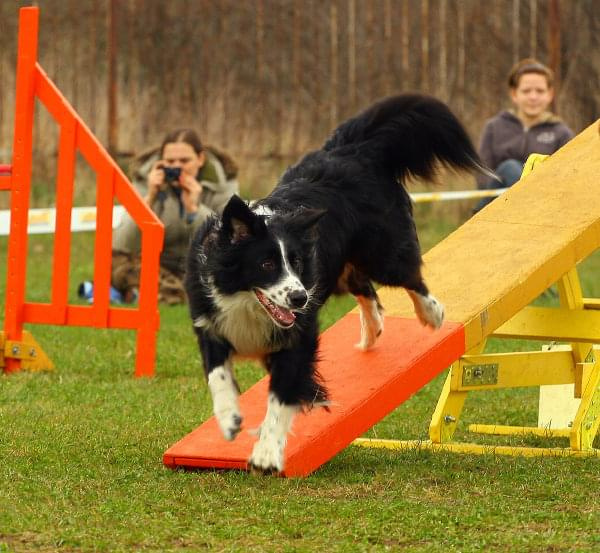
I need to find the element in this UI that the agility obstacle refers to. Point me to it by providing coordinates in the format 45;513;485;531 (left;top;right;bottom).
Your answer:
164;121;600;476
0;7;164;377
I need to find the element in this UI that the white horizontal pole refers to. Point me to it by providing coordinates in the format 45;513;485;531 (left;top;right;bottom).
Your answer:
0;205;125;236
0;188;506;236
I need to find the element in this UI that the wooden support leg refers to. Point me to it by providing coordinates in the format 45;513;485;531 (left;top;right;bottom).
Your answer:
429;341;486;443
429;366;467;443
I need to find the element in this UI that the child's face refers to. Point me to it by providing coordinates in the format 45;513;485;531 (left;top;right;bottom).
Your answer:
510;73;554;121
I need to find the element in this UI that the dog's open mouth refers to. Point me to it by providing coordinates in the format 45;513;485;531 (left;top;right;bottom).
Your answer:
254;289;296;328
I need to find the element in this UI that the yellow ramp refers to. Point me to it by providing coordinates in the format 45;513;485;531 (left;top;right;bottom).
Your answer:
375;120;600;349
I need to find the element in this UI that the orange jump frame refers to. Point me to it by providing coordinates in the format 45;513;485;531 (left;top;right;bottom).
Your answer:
1;7;164;377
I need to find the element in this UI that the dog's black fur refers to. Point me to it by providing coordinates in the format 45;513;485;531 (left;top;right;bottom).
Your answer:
185;94;487;473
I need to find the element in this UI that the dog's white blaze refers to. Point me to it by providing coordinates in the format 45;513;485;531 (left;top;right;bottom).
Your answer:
408;290;444;329
260;239;307;309
249;392;299;472
207;364;242;441
355;296;384;351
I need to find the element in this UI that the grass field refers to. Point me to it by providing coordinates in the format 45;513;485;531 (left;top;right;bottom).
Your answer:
1;214;600;552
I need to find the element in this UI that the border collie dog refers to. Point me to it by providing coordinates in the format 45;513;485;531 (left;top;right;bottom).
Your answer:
185;94;487;474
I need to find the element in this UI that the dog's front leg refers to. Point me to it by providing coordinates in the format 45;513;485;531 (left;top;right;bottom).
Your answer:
196;329;242;441
248;391;300;475
248;334;327;474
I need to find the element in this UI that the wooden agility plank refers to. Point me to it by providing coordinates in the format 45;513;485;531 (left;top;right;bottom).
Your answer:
164;314;464;477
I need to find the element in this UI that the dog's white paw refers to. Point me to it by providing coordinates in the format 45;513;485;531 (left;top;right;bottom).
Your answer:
248;431;285;474
409;291;444;329
247;393;298;475
215;405;243;441
208;366;242;441
355;296;384;351
419;294;444;329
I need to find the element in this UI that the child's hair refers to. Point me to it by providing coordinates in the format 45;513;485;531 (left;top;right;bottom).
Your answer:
508;58;554;89
159;128;204;156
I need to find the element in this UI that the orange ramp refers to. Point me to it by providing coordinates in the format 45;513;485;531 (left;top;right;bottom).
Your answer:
164;120;600;475
164;315;464;476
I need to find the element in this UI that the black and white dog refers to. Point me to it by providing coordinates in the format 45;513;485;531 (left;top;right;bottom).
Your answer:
185;94;487;474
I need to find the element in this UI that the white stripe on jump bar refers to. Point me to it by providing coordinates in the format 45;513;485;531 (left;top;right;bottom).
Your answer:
0;189;506;236
0;205;126;236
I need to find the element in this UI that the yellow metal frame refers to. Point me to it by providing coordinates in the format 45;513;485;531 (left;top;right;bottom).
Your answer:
355;264;600;458
354;154;600;458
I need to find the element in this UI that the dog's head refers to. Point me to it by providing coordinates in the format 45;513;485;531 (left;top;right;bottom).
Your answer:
209;195;324;329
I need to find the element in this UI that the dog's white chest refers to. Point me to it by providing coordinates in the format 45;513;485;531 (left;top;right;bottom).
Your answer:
212;292;275;355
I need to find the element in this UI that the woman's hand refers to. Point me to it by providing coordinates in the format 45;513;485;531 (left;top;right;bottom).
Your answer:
145;161;166;205
178;172;203;215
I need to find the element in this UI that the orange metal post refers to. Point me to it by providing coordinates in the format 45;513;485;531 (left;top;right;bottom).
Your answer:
3;7;38;373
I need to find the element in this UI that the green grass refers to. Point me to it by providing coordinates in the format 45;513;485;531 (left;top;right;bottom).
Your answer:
2;220;600;552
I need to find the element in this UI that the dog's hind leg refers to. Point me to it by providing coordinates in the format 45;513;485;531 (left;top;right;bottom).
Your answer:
195;328;242;441
406;282;444;330
356;236;444;330
337;264;384;350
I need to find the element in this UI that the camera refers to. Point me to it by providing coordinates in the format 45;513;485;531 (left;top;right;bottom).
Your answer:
162;166;181;184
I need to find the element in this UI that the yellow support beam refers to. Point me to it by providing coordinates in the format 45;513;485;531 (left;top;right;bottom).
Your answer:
429;369;467;443
468;424;571;439
494;305;600;342
353;438;600;458
458;350;578;390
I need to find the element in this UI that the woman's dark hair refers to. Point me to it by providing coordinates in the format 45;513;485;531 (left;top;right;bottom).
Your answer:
159;128;203;156
508;58;554;89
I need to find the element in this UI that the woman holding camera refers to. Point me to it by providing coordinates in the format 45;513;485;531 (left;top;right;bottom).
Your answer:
110;128;239;304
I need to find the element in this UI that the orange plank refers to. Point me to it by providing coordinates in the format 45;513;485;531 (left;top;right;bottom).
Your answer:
164;314;464;476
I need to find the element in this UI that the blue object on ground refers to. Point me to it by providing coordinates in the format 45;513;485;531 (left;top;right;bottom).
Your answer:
77;281;132;304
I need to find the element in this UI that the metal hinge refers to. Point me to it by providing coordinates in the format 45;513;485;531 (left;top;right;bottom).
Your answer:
462;363;499;387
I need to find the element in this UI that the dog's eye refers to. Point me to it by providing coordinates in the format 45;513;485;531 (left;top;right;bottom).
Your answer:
261;259;276;271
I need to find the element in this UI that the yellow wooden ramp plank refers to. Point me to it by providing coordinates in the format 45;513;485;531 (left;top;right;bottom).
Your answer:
373;120;600;350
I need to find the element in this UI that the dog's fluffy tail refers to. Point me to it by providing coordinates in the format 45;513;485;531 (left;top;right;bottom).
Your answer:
323;94;493;183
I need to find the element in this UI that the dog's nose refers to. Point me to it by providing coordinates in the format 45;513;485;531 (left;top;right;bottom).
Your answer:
288;290;308;309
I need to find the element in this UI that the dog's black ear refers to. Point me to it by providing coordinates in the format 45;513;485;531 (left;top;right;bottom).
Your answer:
221;195;262;243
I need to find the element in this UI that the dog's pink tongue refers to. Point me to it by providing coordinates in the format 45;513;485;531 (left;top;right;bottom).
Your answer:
255;289;296;327
273;304;295;326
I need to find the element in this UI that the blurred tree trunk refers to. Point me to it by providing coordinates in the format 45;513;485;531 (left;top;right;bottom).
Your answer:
421;0;429;92
401;0;409;88
348;0;356;110
512;0;520;62
329;2;338;129
107;0;118;155
529;0;537;57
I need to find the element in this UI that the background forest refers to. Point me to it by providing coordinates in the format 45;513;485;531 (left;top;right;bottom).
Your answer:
1;0;599;200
